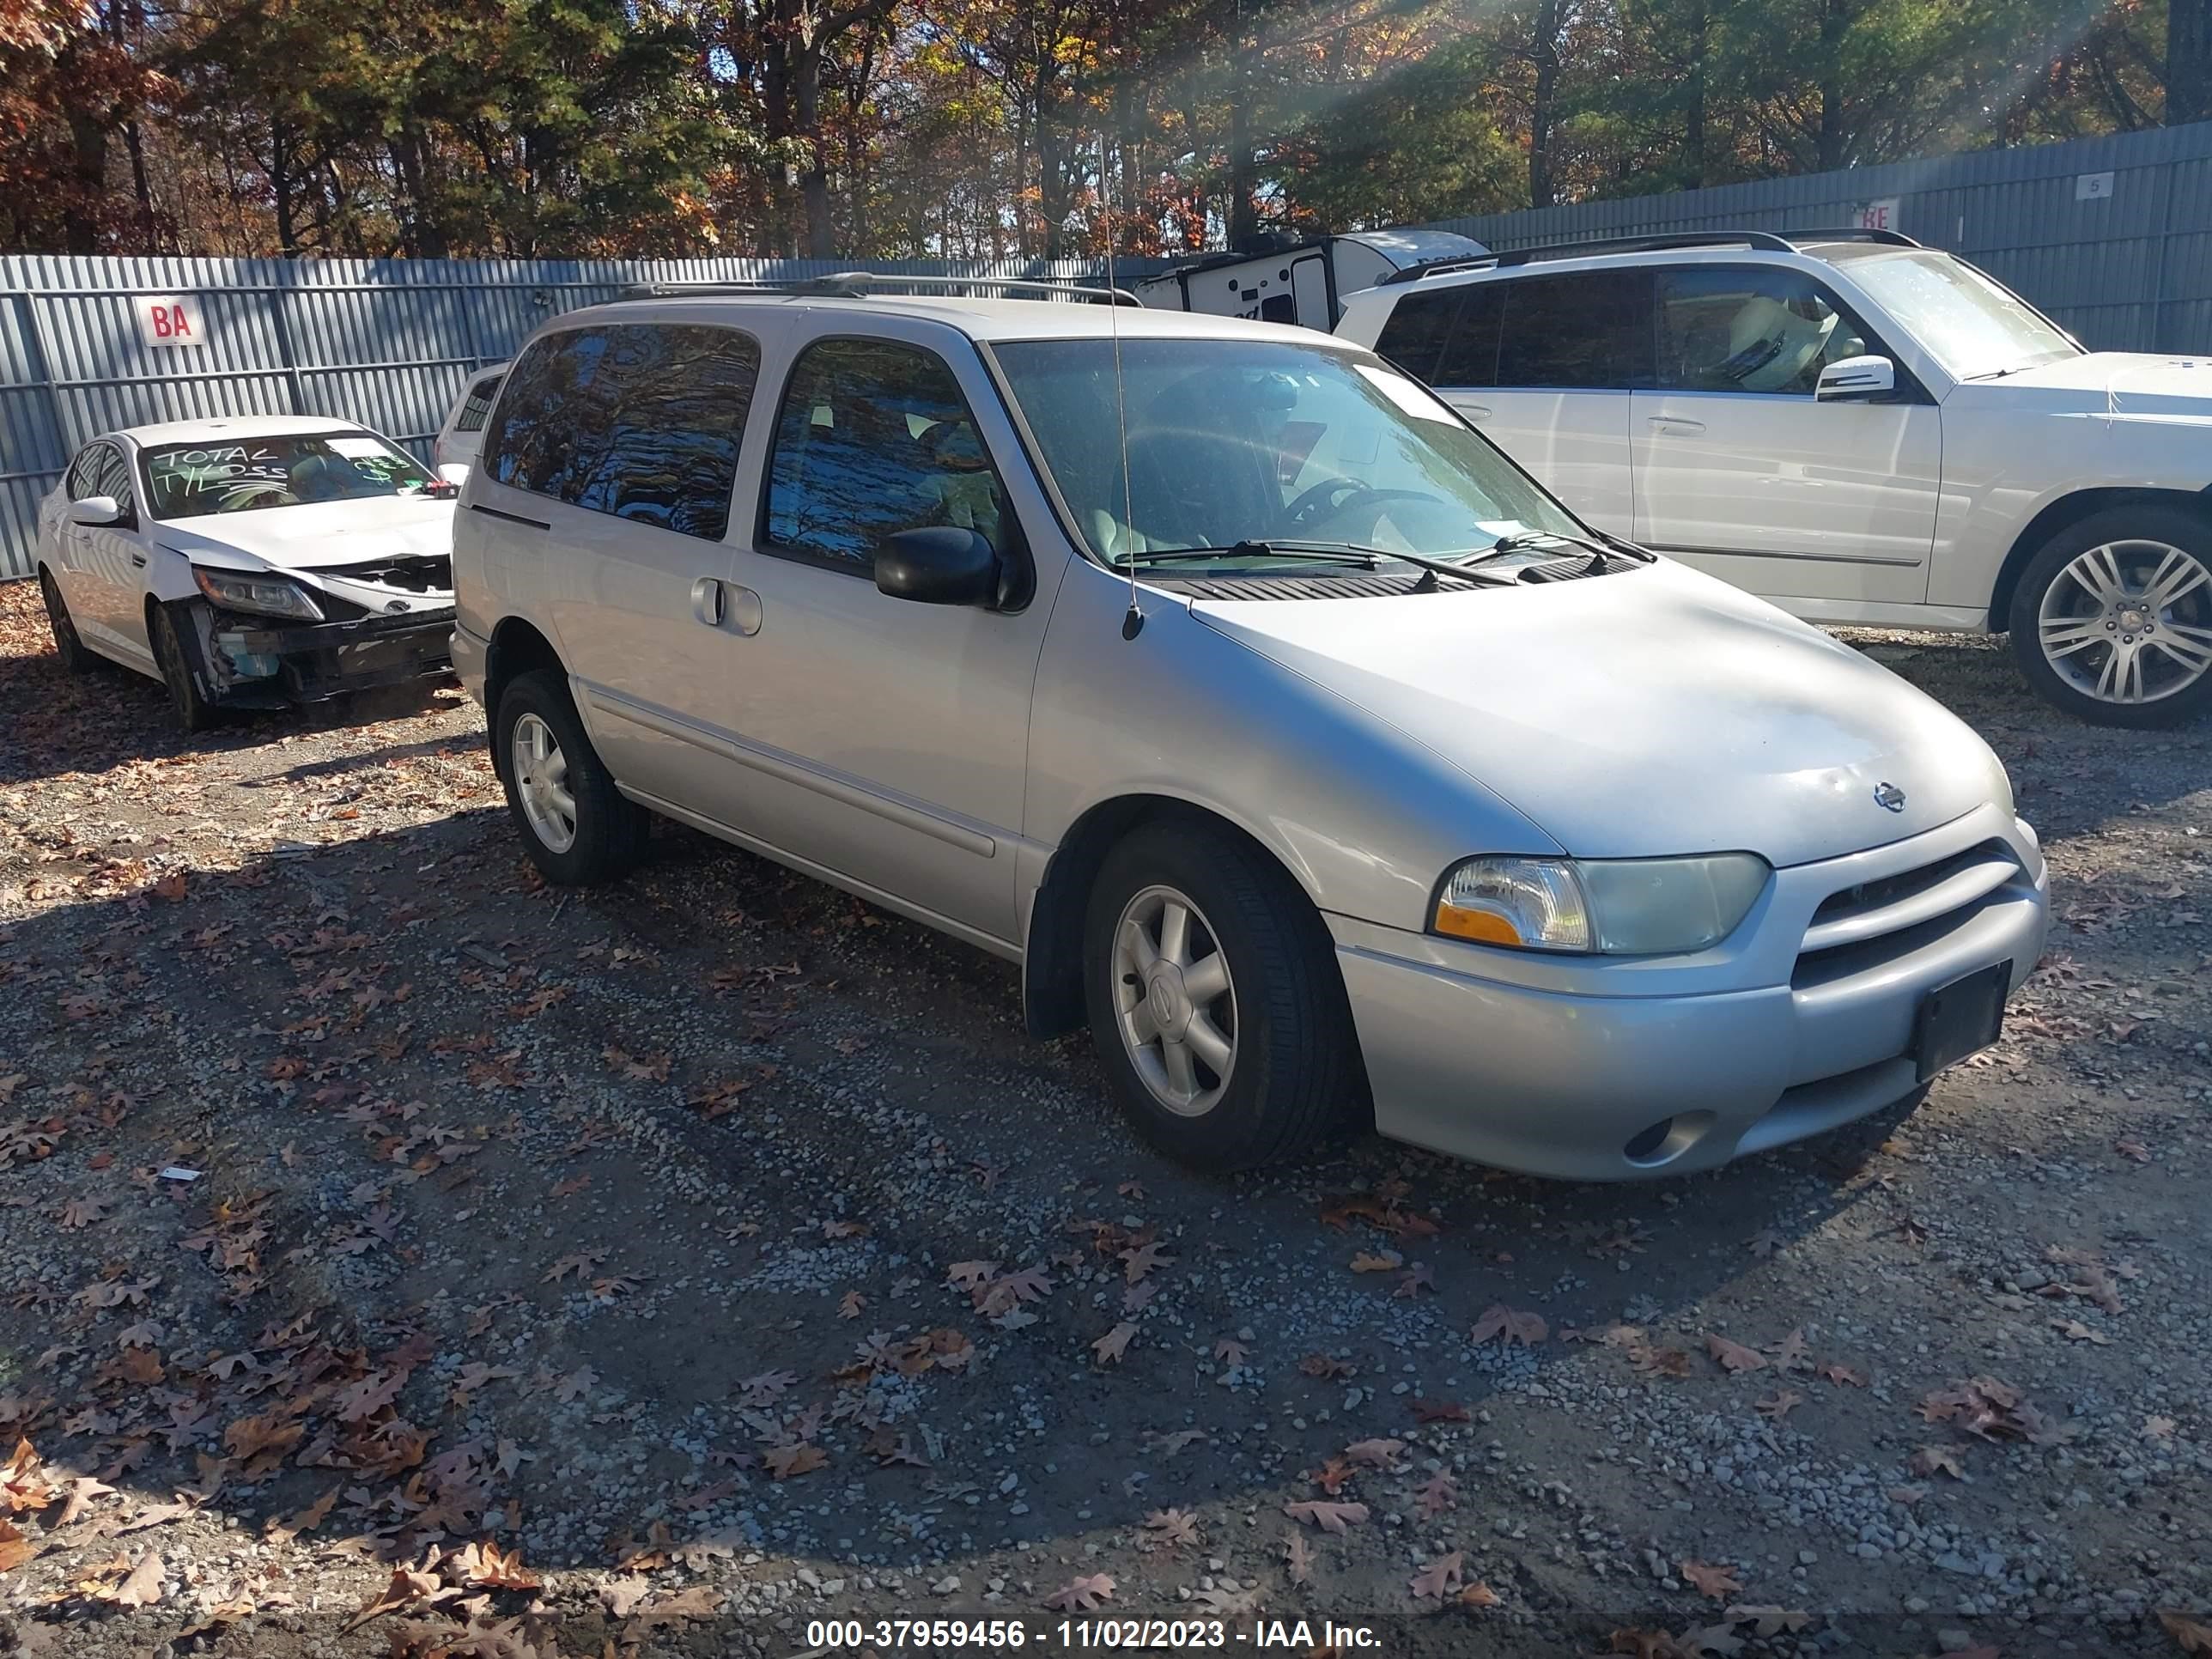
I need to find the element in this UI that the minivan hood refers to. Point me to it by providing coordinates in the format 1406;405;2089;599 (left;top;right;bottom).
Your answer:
1189;561;2005;866
153;495;455;574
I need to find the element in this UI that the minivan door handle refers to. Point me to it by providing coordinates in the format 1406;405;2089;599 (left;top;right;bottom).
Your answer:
1647;415;1705;434
1457;404;1492;422
690;576;726;626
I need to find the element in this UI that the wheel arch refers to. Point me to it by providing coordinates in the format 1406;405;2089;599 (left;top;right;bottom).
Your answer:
1989;486;2212;631
1022;792;1328;1041
483;617;565;720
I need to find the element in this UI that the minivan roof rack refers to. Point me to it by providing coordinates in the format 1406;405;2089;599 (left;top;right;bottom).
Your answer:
613;273;1142;306
1375;226;1923;285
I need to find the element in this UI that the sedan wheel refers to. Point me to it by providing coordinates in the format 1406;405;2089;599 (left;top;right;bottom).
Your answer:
511;712;579;854
2037;539;2212;708
38;569;95;673
1110;884;1238;1115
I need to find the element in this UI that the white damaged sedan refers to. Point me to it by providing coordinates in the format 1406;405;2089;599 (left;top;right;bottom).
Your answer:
34;416;459;730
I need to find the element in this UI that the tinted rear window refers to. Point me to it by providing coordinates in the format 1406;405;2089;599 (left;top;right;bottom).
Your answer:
1373;291;1459;382
454;373;504;434
484;324;760;540
1495;270;1656;390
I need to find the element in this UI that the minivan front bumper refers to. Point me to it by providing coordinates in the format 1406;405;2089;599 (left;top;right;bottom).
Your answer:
1333;805;2049;1181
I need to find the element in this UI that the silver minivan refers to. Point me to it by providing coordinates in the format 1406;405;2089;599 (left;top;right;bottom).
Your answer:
450;280;2048;1177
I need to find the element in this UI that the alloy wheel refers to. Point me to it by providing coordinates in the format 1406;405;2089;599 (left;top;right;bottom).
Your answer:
2037;538;2212;707
1110;884;1238;1115
511;712;578;853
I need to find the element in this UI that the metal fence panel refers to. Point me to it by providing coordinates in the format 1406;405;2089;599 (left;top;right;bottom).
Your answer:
1427;123;2212;363
0;254;1163;580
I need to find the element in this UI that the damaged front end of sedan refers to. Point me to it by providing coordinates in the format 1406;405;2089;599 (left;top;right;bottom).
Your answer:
167;552;456;710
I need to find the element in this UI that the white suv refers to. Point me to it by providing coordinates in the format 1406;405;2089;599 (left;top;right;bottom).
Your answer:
1336;229;2212;727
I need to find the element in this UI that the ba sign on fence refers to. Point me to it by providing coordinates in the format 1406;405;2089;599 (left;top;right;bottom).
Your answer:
134;295;207;349
1851;198;1902;233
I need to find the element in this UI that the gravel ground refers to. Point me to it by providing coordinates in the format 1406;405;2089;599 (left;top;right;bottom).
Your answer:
0;580;2207;1659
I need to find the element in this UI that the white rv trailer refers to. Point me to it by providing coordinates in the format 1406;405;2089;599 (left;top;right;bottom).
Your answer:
1130;229;1490;331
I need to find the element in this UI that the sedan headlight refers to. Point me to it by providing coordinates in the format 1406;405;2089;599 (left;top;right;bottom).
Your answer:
1434;853;1770;956
192;567;324;622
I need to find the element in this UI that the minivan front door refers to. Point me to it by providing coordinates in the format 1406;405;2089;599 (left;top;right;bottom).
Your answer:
711;328;1067;951
1632;265;1940;607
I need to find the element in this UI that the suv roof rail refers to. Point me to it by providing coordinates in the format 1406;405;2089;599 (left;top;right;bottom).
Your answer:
613;272;1142;306
1778;227;1922;248
1375;226;1923;286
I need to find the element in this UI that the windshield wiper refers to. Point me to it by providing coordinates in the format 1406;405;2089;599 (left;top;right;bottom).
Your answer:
1457;527;1652;568
1126;539;1517;586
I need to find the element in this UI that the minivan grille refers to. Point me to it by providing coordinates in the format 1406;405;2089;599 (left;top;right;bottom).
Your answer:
1793;840;2020;988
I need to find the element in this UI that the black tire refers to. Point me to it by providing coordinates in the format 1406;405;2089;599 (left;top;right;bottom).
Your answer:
2007;503;2212;728
1082;817;1364;1173
149;602;218;732
493;668;647;884
38;568;95;674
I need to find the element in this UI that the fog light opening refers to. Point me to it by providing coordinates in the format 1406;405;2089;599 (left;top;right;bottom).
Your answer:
1621;1109;1717;1169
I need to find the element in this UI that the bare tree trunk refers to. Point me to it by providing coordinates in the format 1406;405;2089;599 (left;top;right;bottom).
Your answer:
1683;0;1707;188
1227;4;1259;246
124;118;159;252
794;34;835;258
2172;0;2212;124
1816;0;1849;170
1528;0;1565;208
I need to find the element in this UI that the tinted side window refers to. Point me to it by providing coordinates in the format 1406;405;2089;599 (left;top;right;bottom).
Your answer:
1434;284;1505;387
763;338;1007;570
94;447;136;516
1496;271;1656;390
1656;266;1878;395
64;447;104;500
484;324;759;540
1374;290;1462;382
455;373;503;434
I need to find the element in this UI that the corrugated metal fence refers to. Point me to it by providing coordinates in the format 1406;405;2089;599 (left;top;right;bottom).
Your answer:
0;254;1164;580
1430;122;2212;359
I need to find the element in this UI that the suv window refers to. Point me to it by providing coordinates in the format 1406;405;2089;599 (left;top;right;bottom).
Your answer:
1373;286;1504;387
484;324;760;540
1657;267;1875;395
1496;270;1656;390
454;371;504;434
763;338;1008;569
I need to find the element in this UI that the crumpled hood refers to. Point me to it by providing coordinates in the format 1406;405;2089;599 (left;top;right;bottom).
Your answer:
1955;351;2212;420
1190;560;2007;866
153;496;455;574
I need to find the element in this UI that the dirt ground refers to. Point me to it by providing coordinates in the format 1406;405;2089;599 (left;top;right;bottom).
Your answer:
0;579;2207;1659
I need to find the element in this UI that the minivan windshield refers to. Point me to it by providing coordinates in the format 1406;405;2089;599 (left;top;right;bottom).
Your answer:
992;337;1586;571
1838;249;2080;381
143;432;441;520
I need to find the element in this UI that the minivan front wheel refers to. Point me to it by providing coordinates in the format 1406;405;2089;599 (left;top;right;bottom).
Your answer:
493;669;647;884
1083;820;1362;1172
2009;506;2212;727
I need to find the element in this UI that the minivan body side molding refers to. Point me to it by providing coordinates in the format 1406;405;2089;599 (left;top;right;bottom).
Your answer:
582;684;1002;859
618;783;1024;963
1647;543;1924;569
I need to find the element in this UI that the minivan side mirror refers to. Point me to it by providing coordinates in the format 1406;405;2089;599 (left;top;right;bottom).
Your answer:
67;495;124;527
1815;355;1896;402
875;526;1000;606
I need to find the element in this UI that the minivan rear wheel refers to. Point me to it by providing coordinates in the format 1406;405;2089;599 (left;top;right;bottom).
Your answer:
1083;819;1363;1172
2008;505;2212;727
494;669;647;884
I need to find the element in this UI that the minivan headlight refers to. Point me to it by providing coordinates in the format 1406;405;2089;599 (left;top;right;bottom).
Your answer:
1434;853;1769;955
192;566;324;622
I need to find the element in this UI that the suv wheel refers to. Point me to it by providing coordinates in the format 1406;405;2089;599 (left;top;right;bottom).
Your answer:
2009;505;2212;727
494;668;647;884
150;603;218;732
39;569;95;673
1083;819;1363;1172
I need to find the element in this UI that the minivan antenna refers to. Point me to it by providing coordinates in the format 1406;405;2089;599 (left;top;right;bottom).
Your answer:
1102;134;1143;640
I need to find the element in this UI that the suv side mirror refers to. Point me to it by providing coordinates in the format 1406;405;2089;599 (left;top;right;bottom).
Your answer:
67;495;124;527
875;526;1000;606
1816;355;1896;402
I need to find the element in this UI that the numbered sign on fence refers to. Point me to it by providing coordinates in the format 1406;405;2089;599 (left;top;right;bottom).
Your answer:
134;295;208;349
